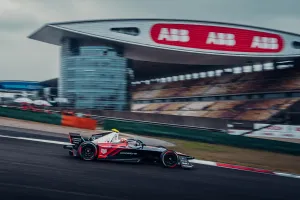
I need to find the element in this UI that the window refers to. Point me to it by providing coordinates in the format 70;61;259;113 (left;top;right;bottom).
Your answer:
233;67;242;74
110;27;140;36
207;71;214;77
200;72;206;78
203;97;216;101
292;93;300;97
263;63;274;71
243;66;252;73
251;94;261;99
231;95;247;100
264;93;285;99
253;64;262;72
61;43;129;110
292;41;300;49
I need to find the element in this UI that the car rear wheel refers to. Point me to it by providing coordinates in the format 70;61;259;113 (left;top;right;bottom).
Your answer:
78;142;98;161
160;150;179;168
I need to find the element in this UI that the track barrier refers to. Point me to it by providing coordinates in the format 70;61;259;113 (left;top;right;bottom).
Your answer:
61;115;97;130
0;106;62;125
103;119;300;155
0;106;97;130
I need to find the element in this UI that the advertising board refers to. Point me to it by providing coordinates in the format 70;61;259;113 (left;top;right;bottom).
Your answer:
228;123;300;139
150;23;284;53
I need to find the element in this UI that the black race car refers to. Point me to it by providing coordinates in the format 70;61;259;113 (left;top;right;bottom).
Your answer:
63;130;194;169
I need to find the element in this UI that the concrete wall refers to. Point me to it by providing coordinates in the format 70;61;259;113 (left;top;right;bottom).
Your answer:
51;108;228;130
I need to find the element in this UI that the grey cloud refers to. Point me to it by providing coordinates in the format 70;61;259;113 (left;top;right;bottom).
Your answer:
0;15;40;32
0;0;299;81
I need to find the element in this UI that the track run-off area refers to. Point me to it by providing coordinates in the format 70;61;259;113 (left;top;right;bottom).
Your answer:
0;129;300;200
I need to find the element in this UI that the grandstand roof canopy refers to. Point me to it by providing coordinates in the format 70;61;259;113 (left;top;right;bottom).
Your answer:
29;19;300;80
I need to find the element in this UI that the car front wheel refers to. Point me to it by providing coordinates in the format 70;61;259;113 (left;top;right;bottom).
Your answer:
160;150;179;168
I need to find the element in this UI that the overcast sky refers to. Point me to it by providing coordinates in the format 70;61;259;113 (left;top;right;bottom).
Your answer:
0;0;300;81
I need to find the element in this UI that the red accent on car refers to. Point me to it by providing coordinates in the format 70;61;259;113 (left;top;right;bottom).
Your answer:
68;135;72;143
97;142;128;159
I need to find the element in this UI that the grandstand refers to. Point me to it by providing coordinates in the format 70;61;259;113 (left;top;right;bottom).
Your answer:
29;19;300;124
131;61;300;122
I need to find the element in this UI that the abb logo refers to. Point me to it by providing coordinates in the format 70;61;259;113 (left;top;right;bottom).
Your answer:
206;32;236;46
150;23;284;53
158;28;190;42
251;36;279;50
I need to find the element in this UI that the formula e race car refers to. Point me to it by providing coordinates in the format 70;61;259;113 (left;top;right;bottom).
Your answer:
63;129;194;169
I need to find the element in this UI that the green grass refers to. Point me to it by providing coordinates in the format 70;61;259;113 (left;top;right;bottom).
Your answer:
179;140;226;152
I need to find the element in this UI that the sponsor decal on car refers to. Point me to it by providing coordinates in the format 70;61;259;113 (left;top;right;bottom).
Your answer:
119;152;138;155
101;148;107;154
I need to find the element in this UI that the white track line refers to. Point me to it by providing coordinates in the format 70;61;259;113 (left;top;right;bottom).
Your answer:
0;134;70;145
189;159;217;166
273;172;300;179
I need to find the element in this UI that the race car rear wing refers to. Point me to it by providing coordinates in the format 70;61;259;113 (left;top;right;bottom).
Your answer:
68;132;85;146
63;133;86;150
67;129;120;145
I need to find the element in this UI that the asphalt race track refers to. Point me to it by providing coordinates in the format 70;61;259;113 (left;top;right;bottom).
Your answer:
0;130;300;200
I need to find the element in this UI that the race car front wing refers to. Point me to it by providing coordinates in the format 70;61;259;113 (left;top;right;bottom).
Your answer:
178;156;193;169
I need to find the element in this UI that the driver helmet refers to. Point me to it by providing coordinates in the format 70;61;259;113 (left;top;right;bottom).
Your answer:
111;129;119;133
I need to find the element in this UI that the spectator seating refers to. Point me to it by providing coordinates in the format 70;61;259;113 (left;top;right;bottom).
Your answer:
132;67;300;100
132;98;300;121
132;67;300;121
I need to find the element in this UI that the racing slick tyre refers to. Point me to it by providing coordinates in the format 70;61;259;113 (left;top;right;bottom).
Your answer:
160;150;179;168
78;142;98;161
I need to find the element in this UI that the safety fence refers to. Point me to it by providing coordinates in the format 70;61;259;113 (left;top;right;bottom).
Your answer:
0;106;97;130
103;118;300;155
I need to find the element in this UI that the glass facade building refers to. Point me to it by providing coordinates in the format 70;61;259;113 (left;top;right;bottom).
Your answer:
59;38;131;110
